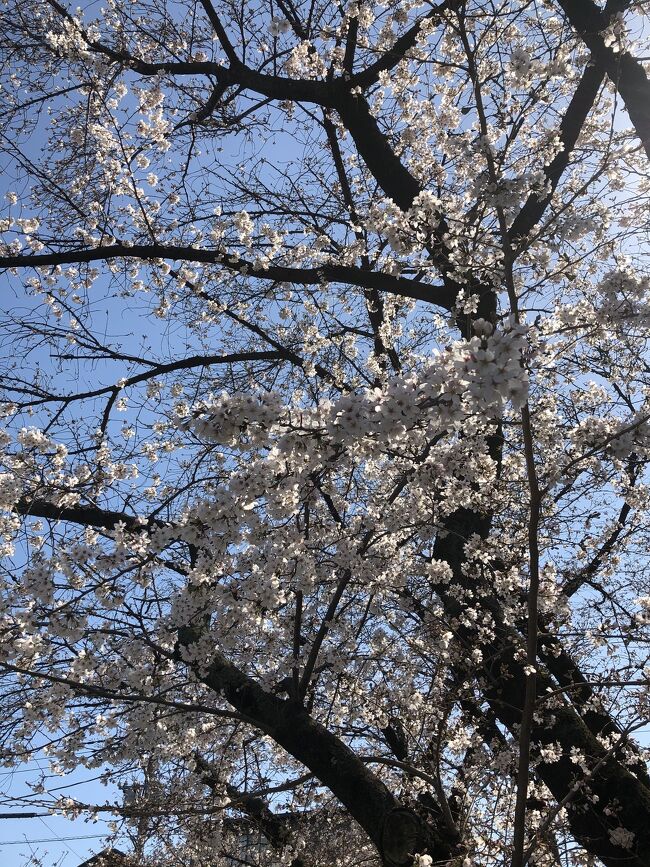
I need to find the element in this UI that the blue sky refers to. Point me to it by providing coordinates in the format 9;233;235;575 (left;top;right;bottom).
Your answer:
0;762;117;866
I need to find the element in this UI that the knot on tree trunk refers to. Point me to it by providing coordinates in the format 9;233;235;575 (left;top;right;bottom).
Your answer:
381;806;462;867
380;808;424;866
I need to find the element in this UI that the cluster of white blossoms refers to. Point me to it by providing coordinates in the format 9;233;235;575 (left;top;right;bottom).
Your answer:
16;426;58;454
0;320;533;675
365;191;442;254
283;40;327;78
509;46;534;82
232;211;255;247
565;410;650;467
269;16;291;37
45;16;95;60
0;428;69;515
180;321;529;450
601;12;631;54
178;391;286;446
0;472;21;511
595;268;650;326
608;826;636;851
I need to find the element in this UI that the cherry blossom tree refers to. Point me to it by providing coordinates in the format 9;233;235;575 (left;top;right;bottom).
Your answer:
1;1;650;865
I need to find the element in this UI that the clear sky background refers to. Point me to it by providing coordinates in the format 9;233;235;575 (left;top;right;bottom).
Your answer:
0;763;117;866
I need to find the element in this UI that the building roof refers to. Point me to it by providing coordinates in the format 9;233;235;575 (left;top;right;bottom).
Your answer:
77;849;130;867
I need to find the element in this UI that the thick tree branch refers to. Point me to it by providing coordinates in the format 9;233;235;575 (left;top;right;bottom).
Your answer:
193;649;457;866
433;509;650;867
538;629;650;787
197;0;240;65
556;0;650;160
195;754;310;867
350;1;456;89
508;60;606;245
14;498;160;532
0;245;454;309
10;499;454;866
322;111;401;372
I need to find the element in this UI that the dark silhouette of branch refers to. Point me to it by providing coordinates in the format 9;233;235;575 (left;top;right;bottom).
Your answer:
556;0;650;160
0;245;454;309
